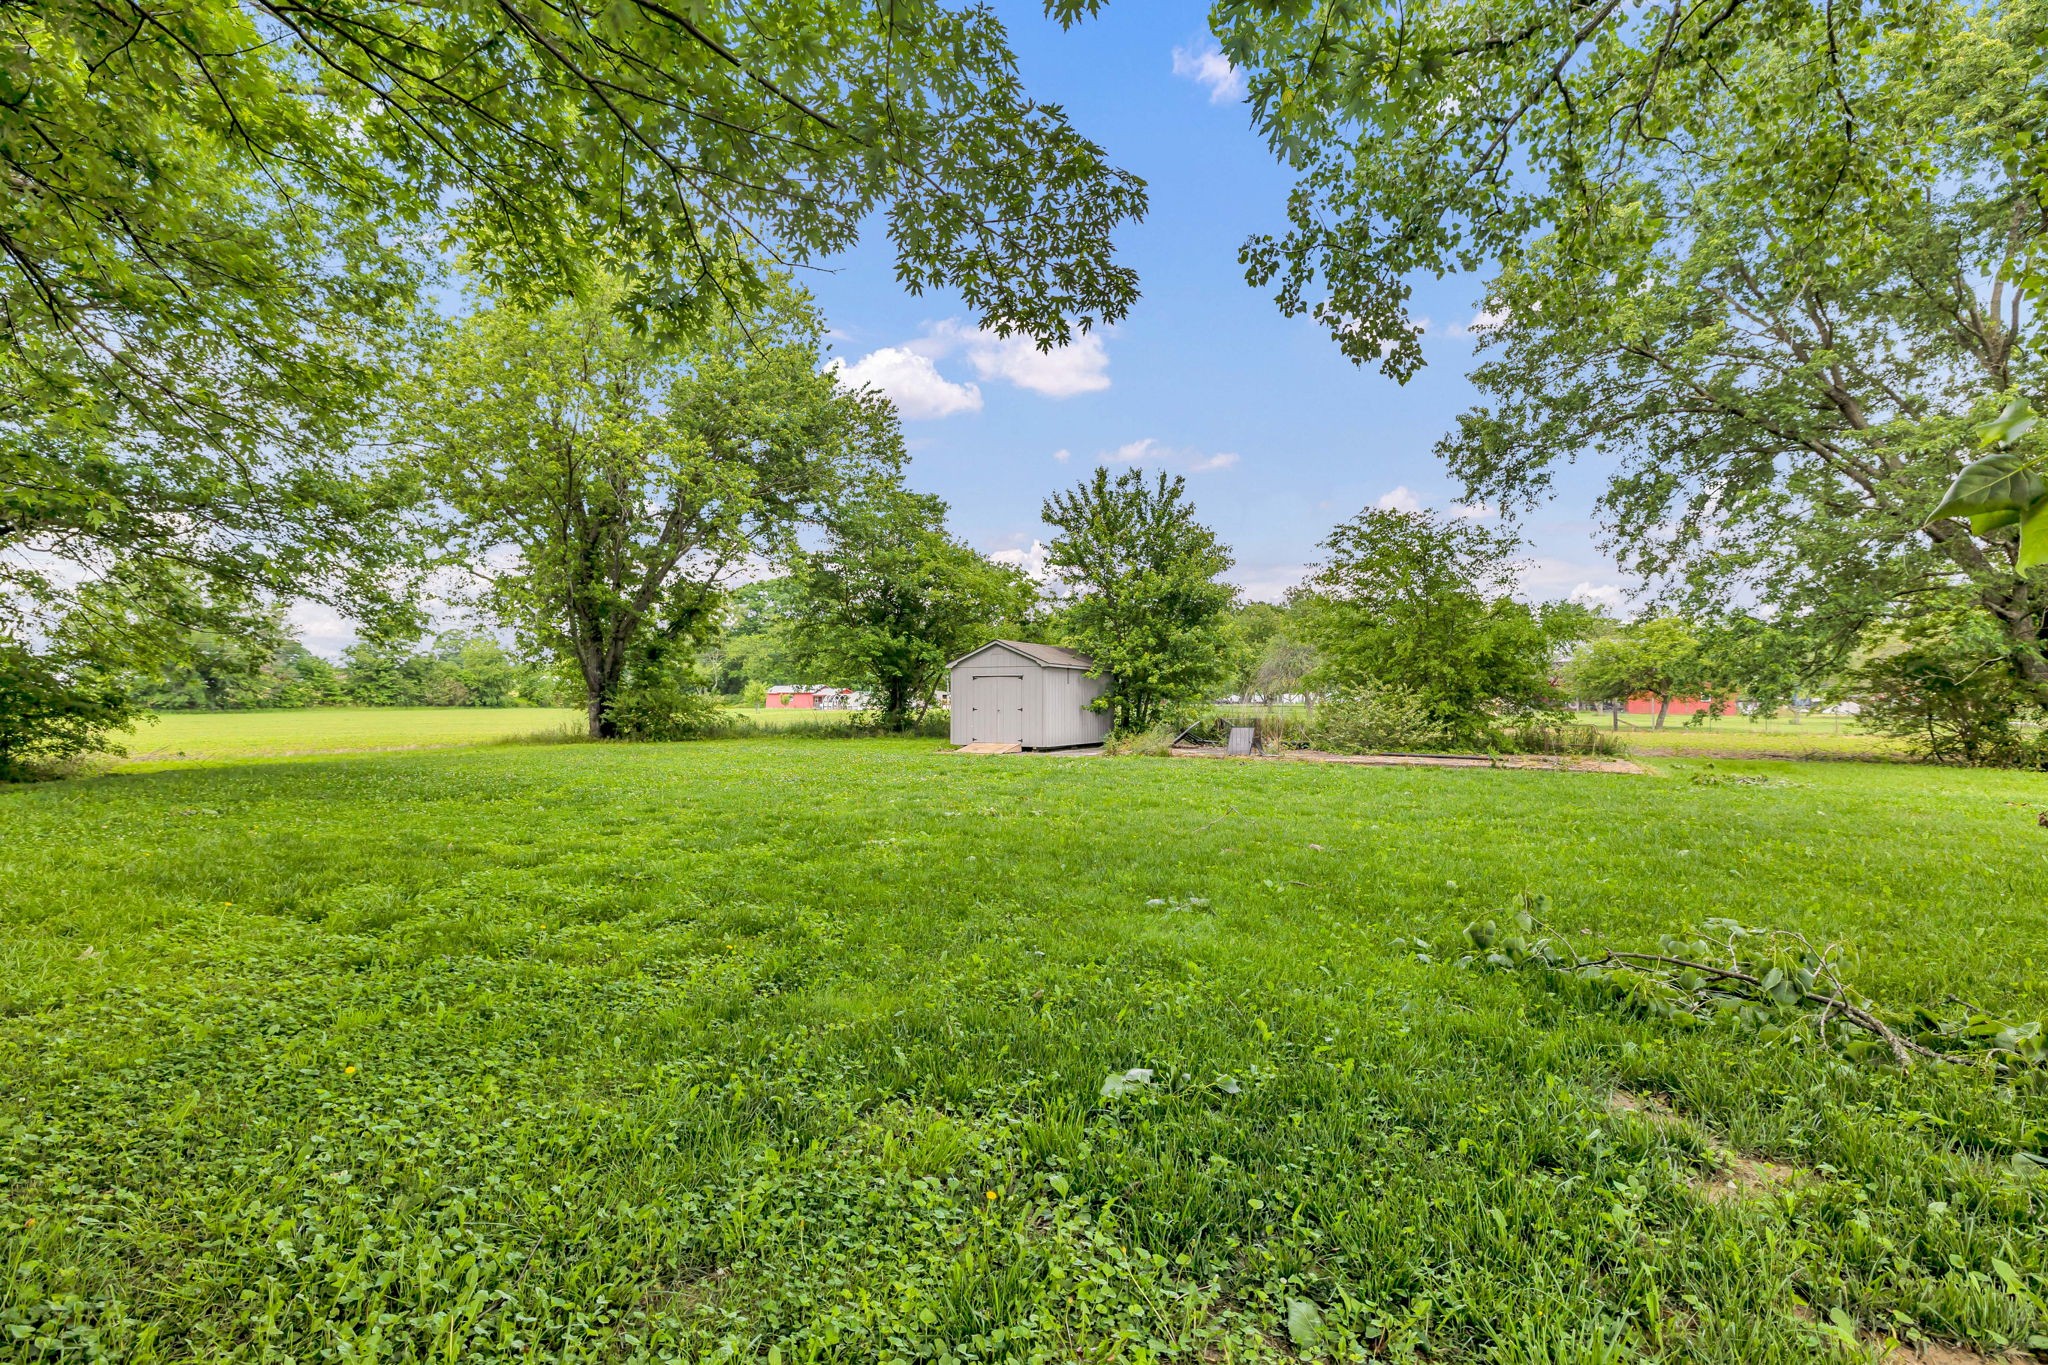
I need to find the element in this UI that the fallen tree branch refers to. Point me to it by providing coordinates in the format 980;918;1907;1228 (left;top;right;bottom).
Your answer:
1457;897;2045;1077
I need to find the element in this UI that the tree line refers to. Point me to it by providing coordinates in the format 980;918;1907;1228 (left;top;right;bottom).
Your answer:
129;627;566;713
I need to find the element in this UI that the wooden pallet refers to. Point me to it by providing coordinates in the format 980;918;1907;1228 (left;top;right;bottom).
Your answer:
953;742;1023;755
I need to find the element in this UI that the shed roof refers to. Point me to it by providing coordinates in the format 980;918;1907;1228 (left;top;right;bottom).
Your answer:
948;639;1096;671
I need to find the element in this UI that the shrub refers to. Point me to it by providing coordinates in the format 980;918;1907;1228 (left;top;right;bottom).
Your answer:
606;676;755;741
1489;723;1631;758
1851;619;2047;768
0;646;139;780
1307;689;1469;753
1104;723;1180;757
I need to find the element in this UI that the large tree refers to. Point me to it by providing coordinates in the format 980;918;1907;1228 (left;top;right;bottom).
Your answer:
1296;506;1559;736
1213;0;2046;704
405;280;889;737
1562;617;1717;729
1433;2;2045;703
787;485;1037;728
1042;467;1235;732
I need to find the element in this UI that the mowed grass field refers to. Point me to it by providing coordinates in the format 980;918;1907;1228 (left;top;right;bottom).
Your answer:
4;731;2047;1362
1580;716;1906;761
110;705;848;764
1218;705;1903;761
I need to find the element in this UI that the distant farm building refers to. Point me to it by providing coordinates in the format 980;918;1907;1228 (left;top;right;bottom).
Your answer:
948;641;1112;750
764;685;871;711
1622;694;1734;718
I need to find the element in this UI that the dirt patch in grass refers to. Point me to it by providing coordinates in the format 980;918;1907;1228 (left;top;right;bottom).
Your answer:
642;1265;730;1320
1610;1089;1684;1124
1609;1091;1812;1202
1697;1152;1805;1202
1881;1344;2035;1364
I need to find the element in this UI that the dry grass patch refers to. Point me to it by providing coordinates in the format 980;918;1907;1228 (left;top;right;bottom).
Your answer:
1609;1090;1814;1202
1879;1344;2034;1364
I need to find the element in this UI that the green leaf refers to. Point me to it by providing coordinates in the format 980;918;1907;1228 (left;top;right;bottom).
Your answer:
1928;453;2047;522
1286;1298;1325;1349
1977;395;2039;450
1100;1067;1154;1097
2018;497;2048;572
1970;508;2023;534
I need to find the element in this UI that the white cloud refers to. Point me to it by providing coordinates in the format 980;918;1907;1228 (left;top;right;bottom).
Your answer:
828;347;982;419
1052;447;1072;463
989;539;1052;581
1171;43;1245;104
1449;502;1496;520
1101;437;1238;473
1568;582;1628;609
1512;554;1639;607
1445;309;1506;340
913;320;1111;398
1230;563;1308;603
1375;485;1424;513
287;601;358;659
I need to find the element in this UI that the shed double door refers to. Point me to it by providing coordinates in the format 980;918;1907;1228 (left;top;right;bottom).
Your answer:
968;672;1025;745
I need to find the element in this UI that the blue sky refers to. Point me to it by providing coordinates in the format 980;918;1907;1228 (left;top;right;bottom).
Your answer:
801;1;1630;609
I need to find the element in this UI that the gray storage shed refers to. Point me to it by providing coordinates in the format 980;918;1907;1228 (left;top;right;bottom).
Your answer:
948;641;1112;750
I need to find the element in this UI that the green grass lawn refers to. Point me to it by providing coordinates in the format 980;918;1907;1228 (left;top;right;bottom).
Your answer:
1574;715;1905;761
1216;705;1902;761
109;705;869;765
4;737;2045;1361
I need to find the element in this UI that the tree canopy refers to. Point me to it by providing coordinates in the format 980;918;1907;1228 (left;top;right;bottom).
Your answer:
1296;506;1561;738
788;485;1037;727
1042;467;1235;733
9;0;1146;426
1212;0;2039;375
404;278;891;736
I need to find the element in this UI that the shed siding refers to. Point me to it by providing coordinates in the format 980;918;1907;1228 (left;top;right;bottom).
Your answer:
1036;666;1110;748
947;642;1111;749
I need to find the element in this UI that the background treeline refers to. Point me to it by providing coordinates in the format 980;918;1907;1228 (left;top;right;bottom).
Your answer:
132;627;566;712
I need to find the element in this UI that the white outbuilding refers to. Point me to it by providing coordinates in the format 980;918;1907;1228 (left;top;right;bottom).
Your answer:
948;640;1112;750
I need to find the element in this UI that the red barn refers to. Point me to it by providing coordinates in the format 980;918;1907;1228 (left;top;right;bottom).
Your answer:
1623;694;1734;717
764;685;818;709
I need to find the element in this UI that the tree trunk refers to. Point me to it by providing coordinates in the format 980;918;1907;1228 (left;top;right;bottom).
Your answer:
1654;696;1669;730
585;662;624;738
579;634;626;738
